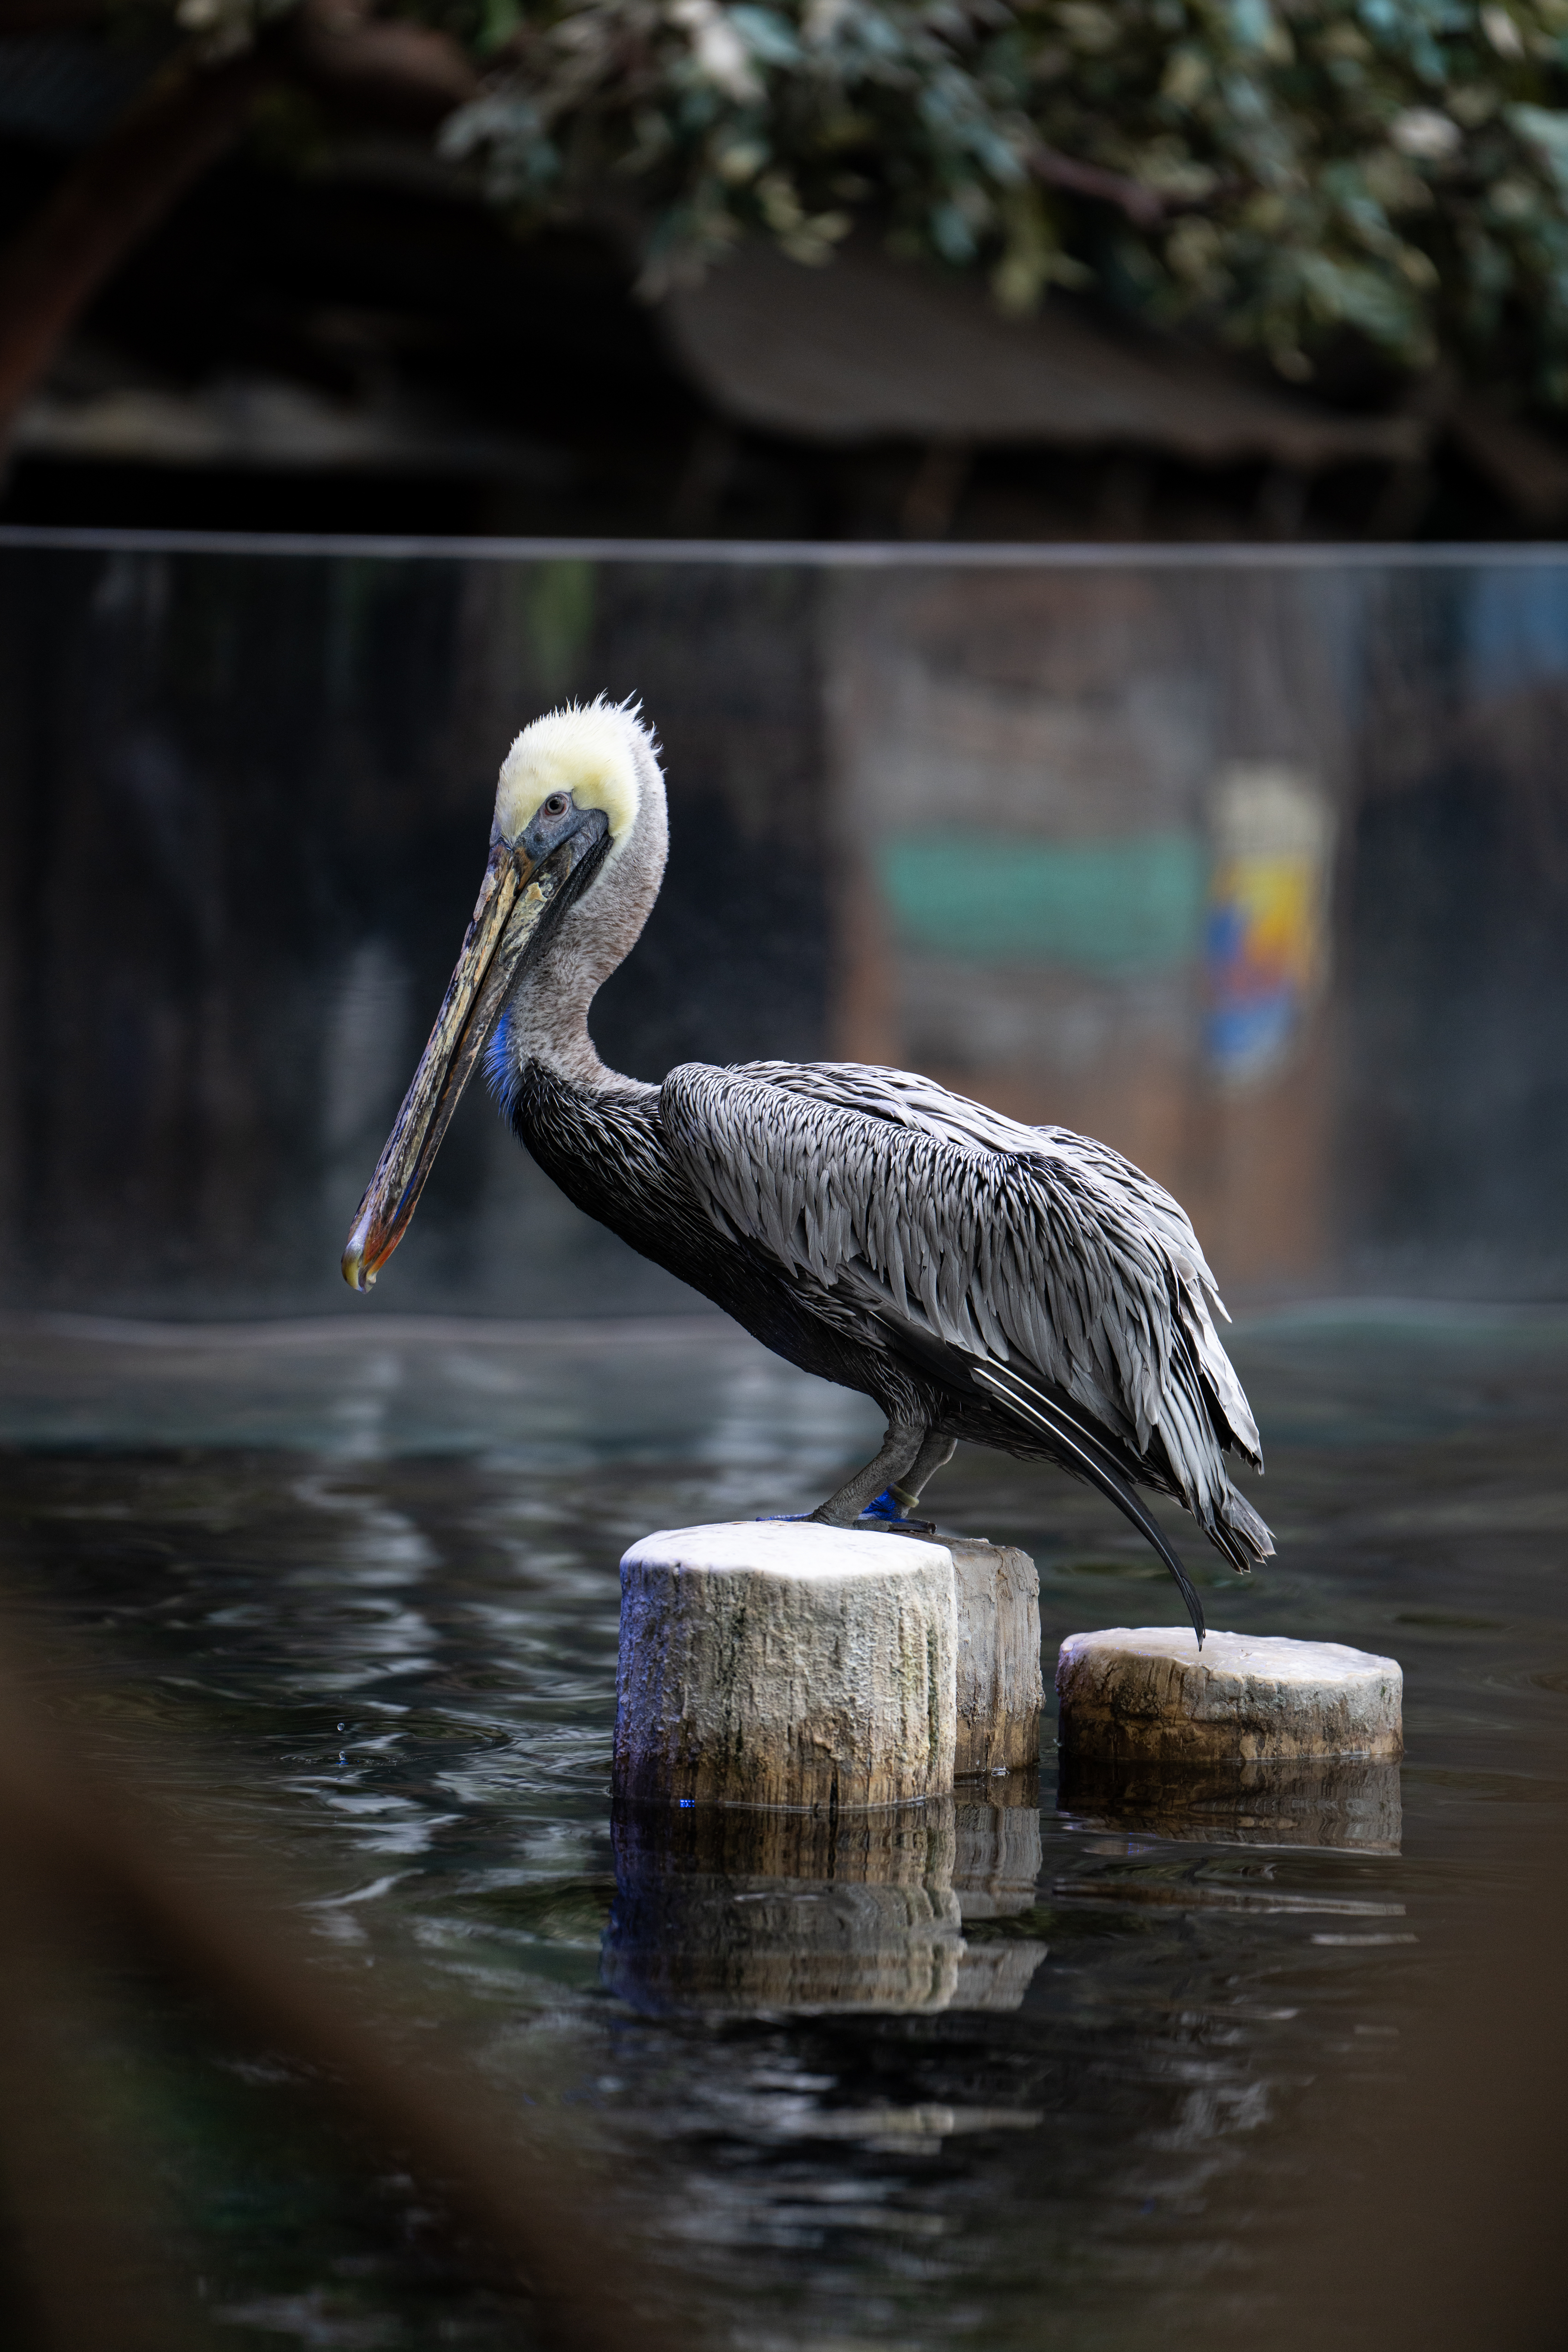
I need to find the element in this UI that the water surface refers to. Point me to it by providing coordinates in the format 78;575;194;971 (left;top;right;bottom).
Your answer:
2;1305;1566;2349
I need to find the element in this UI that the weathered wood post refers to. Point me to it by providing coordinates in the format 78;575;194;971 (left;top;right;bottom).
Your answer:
1056;1628;1403;1762
1054;1627;1403;1850
614;1521;957;1810
947;1537;1043;1778
607;1520;1063;2012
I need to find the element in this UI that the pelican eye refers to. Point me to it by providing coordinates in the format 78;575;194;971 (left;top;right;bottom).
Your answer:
543;792;570;817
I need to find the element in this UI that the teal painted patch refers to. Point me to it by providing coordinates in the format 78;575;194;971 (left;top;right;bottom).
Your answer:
880;830;1207;974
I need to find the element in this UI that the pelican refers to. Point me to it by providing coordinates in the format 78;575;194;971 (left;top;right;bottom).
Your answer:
343;698;1272;1642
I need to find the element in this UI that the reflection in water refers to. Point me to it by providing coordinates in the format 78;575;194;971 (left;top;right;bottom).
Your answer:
604;1786;1051;2021
0;1307;1566;2350
605;1799;964;2017
1057;1752;1403;1853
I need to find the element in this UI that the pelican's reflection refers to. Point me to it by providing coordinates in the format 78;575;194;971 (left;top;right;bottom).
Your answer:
603;1779;1048;2017
1056;1752;1402;1853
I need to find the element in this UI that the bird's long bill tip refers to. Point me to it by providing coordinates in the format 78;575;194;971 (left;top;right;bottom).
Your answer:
340;1207;379;1293
338;839;528;1299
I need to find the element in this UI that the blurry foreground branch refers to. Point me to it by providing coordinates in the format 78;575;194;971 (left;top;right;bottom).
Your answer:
0;1599;690;2352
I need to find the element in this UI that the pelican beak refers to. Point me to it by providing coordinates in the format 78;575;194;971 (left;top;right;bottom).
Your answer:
341;823;602;1292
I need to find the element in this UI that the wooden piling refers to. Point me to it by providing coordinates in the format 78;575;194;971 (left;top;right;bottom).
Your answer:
1056;1627;1403;1764
614;1521;957;1810
947;1537;1043;1777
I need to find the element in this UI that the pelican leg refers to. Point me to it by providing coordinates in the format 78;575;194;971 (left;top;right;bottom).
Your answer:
888;1431;957;1514
808;1420;925;1527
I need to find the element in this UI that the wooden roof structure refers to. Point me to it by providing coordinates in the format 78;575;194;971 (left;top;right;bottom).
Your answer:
663;241;1423;474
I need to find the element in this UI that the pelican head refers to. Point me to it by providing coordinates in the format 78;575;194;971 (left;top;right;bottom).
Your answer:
341;696;661;1292
493;698;647;861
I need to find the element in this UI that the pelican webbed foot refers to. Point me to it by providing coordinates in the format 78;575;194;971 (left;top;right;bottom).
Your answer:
808;1420;924;1527
809;1423;962;1530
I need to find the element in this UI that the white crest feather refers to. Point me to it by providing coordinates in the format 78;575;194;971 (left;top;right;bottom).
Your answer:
495;695;656;862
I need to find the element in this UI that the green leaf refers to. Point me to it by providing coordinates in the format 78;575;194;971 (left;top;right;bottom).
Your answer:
1508;101;1568;191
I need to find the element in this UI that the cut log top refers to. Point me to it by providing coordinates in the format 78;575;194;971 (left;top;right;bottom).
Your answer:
624;1520;952;1583
1060;1627;1401;1687
1056;1627;1403;1762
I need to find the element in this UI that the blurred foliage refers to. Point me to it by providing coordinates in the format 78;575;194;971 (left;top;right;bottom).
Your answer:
176;0;1568;395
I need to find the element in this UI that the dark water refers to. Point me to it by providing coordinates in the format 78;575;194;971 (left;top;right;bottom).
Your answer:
2;1305;1567;2348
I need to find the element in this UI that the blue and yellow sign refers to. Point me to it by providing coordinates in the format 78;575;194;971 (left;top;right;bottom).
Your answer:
1206;766;1335;1085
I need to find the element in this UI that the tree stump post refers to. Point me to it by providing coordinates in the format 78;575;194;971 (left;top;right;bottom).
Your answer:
947;1538;1043;1777
614;1520;957;1811
1056;1628;1403;1764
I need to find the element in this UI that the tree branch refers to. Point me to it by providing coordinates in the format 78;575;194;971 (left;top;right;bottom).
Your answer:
1029;146;1167;228
0;3;478;452
285;0;479;125
0;45;274;446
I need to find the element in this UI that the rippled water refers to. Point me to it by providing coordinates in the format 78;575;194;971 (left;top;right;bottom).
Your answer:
3;1305;1567;2349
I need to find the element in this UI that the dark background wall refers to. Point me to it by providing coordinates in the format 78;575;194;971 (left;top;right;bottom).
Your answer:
0;541;831;1316
1343;567;1568;1291
2;536;1567;1320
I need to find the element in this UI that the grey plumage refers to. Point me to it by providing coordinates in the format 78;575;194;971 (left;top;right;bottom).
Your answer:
510;1051;1274;1637
669;1057;1266;1526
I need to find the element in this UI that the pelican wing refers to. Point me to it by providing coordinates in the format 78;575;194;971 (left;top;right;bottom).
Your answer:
661;1058;1269;1556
